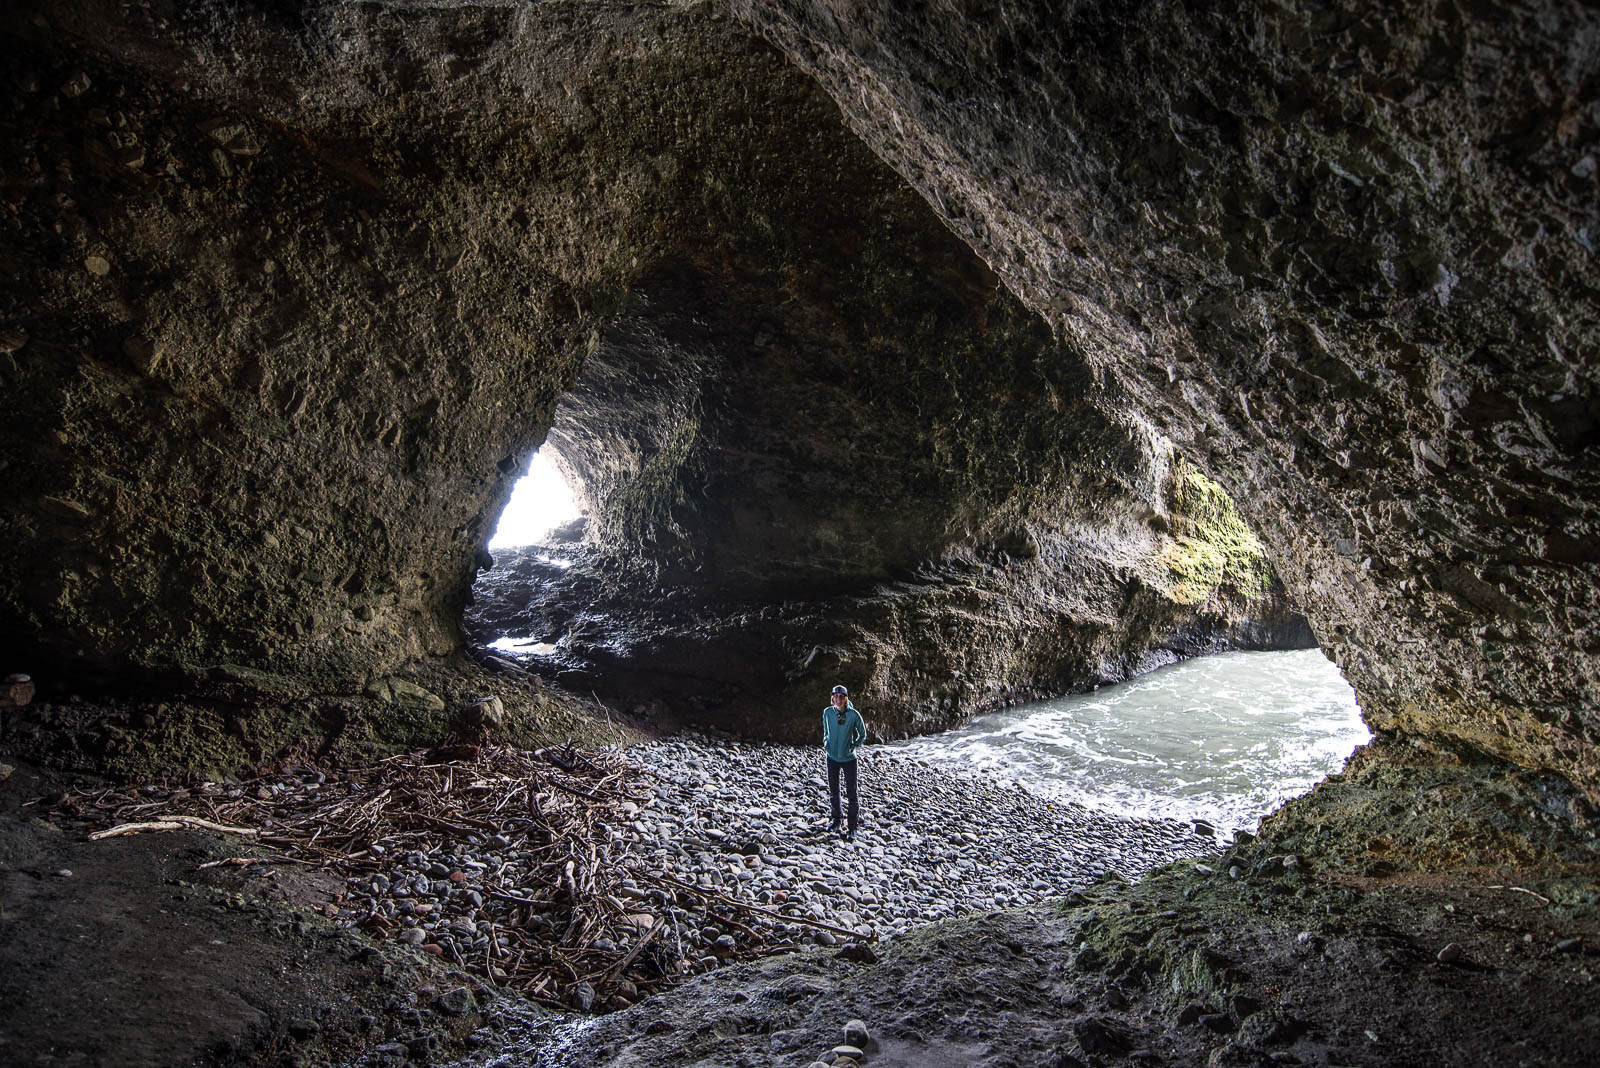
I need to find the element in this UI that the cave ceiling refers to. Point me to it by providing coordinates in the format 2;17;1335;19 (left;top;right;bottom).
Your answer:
736;0;1600;790
1;0;1597;792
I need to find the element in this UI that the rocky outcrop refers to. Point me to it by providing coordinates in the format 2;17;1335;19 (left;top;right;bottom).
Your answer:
2;0;1597;799
731;0;1600;792
469;461;1310;742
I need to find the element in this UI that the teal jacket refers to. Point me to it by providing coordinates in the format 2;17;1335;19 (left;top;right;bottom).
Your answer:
823;701;867;763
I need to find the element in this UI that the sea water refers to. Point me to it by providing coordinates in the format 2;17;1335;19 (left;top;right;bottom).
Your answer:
886;648;1370;835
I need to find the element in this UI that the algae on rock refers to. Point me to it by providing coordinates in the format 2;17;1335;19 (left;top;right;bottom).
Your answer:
1161;461;1275;606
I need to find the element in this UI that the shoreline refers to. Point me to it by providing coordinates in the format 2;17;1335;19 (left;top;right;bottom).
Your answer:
621;733;1217;942
308;732;1220;1010
6;733;1598;1068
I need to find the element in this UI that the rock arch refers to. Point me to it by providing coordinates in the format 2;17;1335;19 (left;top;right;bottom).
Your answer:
3;0;1594;794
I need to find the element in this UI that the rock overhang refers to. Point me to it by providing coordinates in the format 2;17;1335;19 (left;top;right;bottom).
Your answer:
728;0;1600;794
0;0;1595;798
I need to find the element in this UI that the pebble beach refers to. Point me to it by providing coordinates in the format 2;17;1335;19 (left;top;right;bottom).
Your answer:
336;733;1216;994
626;735;1215;938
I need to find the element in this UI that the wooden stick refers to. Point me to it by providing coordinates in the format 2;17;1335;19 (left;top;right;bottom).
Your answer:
651;872;875;941
545;777;608;803
600;915;665;983
1486;884;1554;905
195;855;309;870
90;816;260;840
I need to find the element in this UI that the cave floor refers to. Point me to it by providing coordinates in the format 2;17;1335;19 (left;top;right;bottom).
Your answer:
0;760;492;1067
3;742;1600;1067
525;865;1600;1068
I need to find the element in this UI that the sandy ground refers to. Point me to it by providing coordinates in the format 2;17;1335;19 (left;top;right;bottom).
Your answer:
0;761;491;1067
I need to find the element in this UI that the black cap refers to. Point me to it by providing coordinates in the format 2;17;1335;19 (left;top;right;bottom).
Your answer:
831;685;848;696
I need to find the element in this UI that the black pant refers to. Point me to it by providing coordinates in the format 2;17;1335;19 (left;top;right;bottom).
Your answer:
827;758;858;832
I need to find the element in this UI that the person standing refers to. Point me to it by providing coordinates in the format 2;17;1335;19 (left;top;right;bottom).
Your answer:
823;684;868;841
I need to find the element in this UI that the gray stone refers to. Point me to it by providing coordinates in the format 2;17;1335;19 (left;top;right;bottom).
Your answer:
1252;855;1286;878
1237;1011;1304;1049
436;986;475;1017
769;973;835;1002
1073;1017;1132;1054
365;676;447;713
768;1029;807;1052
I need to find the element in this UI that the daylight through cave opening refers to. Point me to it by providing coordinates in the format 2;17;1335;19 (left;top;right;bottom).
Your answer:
489;451;584;550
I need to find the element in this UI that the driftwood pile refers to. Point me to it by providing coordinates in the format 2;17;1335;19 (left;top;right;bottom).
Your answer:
45;744;847;1011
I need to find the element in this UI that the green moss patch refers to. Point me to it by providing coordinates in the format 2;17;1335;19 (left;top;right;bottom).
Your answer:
1160;460;1273;604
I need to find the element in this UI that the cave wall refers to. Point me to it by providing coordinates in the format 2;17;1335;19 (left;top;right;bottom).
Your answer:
464;76;1312;738
3;0;1597;796
1;0;600;684
3;0;1297;723
9;0;1057;689
730;0;1600;791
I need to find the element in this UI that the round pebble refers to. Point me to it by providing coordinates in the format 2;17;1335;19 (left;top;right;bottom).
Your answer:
318;732;1212;982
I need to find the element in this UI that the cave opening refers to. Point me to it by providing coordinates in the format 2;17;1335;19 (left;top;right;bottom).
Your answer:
469;447;590;665
889;646;1372;839
488;450;584;550
6;0;1599;1059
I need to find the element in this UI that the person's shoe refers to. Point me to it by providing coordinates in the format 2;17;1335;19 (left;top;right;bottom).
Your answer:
826;820;840;835
843;829;856;842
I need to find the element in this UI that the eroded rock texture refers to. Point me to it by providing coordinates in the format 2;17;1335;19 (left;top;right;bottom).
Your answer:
2;0;1300;747
467;99;1309;738
469;464;1308;742
2;0;1597;796
732;0;1600;789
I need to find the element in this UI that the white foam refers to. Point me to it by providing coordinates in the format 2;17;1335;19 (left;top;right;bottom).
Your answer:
888;649;1371;834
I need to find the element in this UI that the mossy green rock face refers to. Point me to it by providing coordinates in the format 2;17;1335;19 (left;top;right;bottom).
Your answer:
1162;463;1274;606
